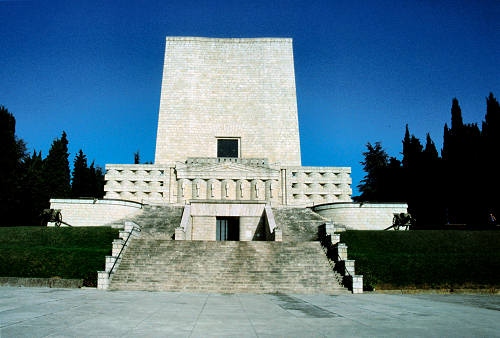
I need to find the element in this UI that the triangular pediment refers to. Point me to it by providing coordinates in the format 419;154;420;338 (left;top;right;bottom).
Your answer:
176;161;280;180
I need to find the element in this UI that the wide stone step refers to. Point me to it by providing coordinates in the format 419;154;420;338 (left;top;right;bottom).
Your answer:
109;240;346;294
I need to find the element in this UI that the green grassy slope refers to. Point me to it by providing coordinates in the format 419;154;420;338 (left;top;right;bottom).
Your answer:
0;227;119;286
340;230;500;290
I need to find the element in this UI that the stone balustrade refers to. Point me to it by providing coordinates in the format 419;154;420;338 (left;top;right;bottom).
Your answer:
103;161;353;206
284;166;352;206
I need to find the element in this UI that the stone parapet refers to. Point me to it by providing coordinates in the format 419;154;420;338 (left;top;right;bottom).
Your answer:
313;202;409;230
284;166;352;207
186;157;268;166
166;36;293;43
104;164;171;204
103;161;354;208
49;198;143;227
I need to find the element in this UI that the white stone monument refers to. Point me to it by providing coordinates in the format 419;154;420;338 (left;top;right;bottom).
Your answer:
49;37;406;234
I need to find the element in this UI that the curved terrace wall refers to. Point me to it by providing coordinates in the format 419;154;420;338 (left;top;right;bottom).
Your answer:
313;202;408;230
49;199;144;227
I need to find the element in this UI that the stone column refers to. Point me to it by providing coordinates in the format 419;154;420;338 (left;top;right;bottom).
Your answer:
207;179;219;200
222;180;234;200
251;180;264;200
237;179;250;200
236;180;243;200
169;167;176;203
265;180;271;201
281;169;287;205
177;179;190;203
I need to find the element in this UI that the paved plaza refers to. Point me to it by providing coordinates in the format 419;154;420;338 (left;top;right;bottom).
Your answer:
1;287;499;337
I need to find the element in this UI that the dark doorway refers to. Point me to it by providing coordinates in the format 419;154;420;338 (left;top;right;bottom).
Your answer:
217;139;239;157
216;217;239;241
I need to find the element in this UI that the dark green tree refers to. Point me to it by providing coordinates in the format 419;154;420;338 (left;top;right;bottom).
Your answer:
441;98;485;224
423;133;439;161
88;162;105;198
134;150;140;164
0;106;27;226
72;149;91;197
20;150;48;225
417;133;444;226
402;124;423;169
44;131;71;199
451;98;463;131
357;142;389;201
481;93;500;221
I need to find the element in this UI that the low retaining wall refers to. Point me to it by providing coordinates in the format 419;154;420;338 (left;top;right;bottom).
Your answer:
313;202;408;230
0;277;83;288
49;199;143;227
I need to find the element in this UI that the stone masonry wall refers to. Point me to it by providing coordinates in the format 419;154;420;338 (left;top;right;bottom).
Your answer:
104;164;172;204
192;216;216;240
155;37;302;166
104;163;353;206
284;166;352;207
49;199;143;227
313;203;408;230
239;216;262;241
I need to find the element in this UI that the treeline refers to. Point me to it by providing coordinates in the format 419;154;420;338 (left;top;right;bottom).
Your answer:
356;93;500;227
0;106;104;226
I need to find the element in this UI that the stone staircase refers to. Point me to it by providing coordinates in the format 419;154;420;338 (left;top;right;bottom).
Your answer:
109;240;347;294
108;205;183;238
272;207;329;242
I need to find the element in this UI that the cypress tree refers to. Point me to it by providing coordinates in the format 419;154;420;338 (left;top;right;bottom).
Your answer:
451;98;463;131
442;123;450;160
402;124;411;168
482;93;500;223
89;162;105;198
21;150;48;225
0;106;27;226
357;142;389;202
423;133;439;161
44;131;71;199
72;149;90;197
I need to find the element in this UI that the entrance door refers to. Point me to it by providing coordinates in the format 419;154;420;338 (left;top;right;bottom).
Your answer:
216;217;239;241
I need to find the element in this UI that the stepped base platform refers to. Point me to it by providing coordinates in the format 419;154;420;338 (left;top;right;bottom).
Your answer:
109;240;348;294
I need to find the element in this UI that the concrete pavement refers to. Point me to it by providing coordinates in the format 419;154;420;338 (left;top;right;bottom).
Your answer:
1;287;499;337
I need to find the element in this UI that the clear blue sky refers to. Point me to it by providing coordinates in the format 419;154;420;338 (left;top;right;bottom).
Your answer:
1;0;499;195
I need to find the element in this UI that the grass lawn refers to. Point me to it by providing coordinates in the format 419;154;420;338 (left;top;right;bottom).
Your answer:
340;230;500;291
0;227;119;287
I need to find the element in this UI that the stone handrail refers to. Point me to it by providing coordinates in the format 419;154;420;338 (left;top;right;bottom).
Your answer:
264;206;282;241
176;205;191;240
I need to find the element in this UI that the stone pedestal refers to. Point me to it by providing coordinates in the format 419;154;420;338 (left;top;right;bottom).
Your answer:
352;275;363;294
274;228;283;242
97;271;109;290
175;227;186;240
337;243;348;261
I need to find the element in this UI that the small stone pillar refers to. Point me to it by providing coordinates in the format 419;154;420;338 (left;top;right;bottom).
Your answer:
175;227;186;240
325;221;335;235
344;260;355;276
352;275;363;294
337;243;348;261
112;239;124;256
331;234;340;245
124;221;135;232
105;256;117;272
97;271;109;290
119;230;129;240
274;228;283;242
